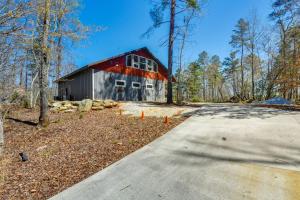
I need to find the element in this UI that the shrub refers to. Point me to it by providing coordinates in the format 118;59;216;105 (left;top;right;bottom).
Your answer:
191;96;201;102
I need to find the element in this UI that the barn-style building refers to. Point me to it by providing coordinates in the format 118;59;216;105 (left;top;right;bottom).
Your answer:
56;47;171;102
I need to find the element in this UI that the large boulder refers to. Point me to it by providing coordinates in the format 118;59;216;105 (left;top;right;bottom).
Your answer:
50;107;60;112
103;99;118;108
92;100;104;107
93;99;104;103
64;109;76;113
70;105;78;110
71;101;81;106
58;106;68;112
51;102;62;108
103;101;113;108
78;99;93;112
92;106;104;110
61;101;73;107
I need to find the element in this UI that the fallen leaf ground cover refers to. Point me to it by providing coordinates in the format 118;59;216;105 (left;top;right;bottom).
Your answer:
0;107;185;199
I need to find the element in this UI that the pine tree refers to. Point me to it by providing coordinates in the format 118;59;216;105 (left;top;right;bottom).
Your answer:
223;52;239;97
148;0;201;104
198;51;209;101
207;55;222;101
187;62;201;101
230;18;249;99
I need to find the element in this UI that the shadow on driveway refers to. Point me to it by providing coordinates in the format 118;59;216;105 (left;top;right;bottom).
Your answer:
173;137;300;169
183;104;300;119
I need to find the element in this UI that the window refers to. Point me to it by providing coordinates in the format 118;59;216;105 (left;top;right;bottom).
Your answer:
146;84;153;89
139;57;146;70
133;55;139;68
132;82;141;89
126;55;132;66
153;62;158;72
115;80;126;87
147;59;153;71
126;54;158;72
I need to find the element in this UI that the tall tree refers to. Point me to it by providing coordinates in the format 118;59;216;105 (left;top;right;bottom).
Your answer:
223;51;239;97
269;0;300;99
207;55;221;101
51;0;90;81
167;0;176;104
230;18;249;99
247;10;262;99
148;0;201;104
187;61;201;101
0;0;29;98
37;0;51;127
177;10;197;104
198;51;209;101
32;0;90;125
0;0;30;152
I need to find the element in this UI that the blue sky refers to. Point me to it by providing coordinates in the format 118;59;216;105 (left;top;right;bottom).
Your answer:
71;0;273;71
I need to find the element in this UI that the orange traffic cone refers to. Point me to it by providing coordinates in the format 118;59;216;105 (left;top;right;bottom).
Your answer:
164;116;169;124
141;111;145;120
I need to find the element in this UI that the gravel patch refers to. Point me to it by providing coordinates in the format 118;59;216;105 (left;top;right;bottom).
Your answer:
120;102;201;117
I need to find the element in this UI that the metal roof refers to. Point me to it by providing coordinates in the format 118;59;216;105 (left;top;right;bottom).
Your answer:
55;47;168;82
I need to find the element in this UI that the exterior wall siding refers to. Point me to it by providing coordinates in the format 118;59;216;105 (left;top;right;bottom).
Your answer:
90;48;169;82
57;48;170;102
58;68;93;100
93;69;165;102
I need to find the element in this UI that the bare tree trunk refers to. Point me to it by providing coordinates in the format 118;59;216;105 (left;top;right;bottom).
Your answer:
240;44;245;99
30;72;39;108
177;12;194;105
251;45;255;99
56;36;62;80
0;111;3;155
19;60;24;87
218;85;224;102
38;0;51;127
56;0;63;81
167;0;176;104
202;75;206;101
25;64;28;90
177;35;185;105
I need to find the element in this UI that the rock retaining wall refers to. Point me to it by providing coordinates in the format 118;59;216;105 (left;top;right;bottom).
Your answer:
49;99;118;113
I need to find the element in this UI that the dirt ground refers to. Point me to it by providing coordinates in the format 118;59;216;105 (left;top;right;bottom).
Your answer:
0;107;185;200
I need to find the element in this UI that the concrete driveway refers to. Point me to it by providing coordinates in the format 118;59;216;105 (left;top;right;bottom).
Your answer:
50;104;300;200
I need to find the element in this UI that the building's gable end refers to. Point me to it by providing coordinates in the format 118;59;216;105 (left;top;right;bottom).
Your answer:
90;48;168;81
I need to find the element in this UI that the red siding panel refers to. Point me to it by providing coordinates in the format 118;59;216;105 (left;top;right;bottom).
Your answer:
90;49;169;81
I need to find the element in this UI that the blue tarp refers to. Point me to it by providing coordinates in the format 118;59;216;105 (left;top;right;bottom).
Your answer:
263;97;291;105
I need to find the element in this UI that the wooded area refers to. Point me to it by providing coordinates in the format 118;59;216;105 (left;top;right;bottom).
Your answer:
0;0;300;198
0;0;92;126
0;0;299;136
174;0;300;103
